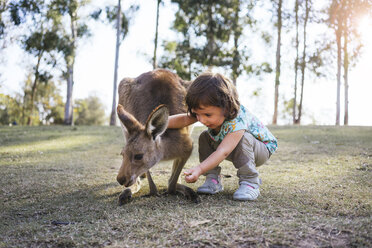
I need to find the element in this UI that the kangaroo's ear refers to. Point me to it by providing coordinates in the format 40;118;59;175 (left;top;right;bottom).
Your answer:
117;104;142;134
145;105;169;140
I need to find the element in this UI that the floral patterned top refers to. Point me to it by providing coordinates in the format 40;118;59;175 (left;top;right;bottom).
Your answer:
207;105;278;154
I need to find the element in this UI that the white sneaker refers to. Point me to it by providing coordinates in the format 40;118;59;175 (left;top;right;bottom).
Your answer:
197;176;223;194
233;181;260;201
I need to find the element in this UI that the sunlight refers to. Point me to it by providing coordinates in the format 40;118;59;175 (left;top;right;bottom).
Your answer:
0;135;100;154
357;15;372;43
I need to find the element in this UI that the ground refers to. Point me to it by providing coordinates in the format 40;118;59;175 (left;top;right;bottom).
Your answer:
0;125;371;247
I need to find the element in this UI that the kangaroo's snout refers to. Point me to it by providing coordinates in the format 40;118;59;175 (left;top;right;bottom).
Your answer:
117;175;125;186
117;174;136;187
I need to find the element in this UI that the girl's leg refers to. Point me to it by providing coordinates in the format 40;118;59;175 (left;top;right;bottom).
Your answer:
227;131;270;200
197;130;223;194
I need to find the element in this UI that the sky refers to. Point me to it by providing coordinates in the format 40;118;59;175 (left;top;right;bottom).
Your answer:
1;0;372;126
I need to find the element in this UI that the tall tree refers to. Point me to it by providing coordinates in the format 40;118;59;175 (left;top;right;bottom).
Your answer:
110;0;122;126
341;0;370;125
48;0;92;125
160;0;260;83
230;0;260;85
293;0;311;124
231;0;242;85
293;0;300;124
8;0;62;125
153;0;161;69
272;0;282;125
329;0;343;125
99;3;138;126
328;0;370;125
342;18;349;125
0;0;9;49
159;0;237;78
296;0;311;124
64;1;77;126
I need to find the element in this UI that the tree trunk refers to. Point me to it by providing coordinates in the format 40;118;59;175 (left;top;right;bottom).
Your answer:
64;11;77;126
297;0;310;125
27;52;42;126
110;0;122;126
64;65;74;125
206;4;215;69
335;18;342;126
272;0;282;125
343;21;349;125
153;0;161;69
231;29;238;86
231;2;240;86
293;0;299;124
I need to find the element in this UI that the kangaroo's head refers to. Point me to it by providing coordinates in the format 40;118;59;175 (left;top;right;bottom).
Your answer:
116;104;169;187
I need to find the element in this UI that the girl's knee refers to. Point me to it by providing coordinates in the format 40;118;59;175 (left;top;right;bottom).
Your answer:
198;130;210;145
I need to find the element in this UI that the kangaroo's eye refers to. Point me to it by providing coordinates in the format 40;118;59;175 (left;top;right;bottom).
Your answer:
134;154;144;160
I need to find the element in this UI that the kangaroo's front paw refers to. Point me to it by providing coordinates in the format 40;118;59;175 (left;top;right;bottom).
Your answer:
185;187;201;203
118;188;132;206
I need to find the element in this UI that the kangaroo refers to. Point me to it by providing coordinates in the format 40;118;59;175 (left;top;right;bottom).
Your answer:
116;69;199;205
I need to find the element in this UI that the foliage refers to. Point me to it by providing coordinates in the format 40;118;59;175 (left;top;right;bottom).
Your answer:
0;93;22;125
7;0;69;125
90;2;139;41
159;0;261;81
74;95;106;125
0;75;64;126
0;0;8;39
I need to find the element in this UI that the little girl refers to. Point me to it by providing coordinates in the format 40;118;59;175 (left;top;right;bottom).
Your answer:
168;72;277;201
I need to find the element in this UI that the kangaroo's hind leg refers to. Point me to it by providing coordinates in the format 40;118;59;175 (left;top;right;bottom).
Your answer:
168;157;200;203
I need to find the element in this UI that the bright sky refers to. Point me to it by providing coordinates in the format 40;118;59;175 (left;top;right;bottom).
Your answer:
1;0;371;126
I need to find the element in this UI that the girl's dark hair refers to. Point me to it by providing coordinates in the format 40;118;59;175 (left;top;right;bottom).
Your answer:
185;72;240;120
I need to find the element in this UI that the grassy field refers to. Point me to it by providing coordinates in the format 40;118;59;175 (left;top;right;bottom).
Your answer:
0;125;371;247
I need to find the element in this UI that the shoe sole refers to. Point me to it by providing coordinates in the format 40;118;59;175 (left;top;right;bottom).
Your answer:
197;188;223;195
233;196;258;201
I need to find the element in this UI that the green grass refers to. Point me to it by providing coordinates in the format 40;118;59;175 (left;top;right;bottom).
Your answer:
0;125;371;247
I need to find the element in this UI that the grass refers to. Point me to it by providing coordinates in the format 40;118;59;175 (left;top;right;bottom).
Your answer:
0;125;371;247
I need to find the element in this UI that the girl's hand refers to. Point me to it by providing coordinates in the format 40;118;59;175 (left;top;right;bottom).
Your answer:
184;166;203;183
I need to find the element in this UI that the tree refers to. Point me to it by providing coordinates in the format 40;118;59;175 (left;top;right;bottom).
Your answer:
292;0;312;125
272;0;282;125
37;79;65;124
0;73;64;125
111;0;121;126
159;0;268;83
293;0;300;124
8;0;63;125
0;0;9;50
0;93;22;125
230;0;261;85
159;0;238;79
47;0;93;125
328;0;371;125
329;0;343;125
296;0;311;125
97;2;139;126
153;0;161;69
341;0;370;125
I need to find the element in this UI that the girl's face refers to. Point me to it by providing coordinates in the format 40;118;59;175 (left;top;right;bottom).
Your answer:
192;105;225;132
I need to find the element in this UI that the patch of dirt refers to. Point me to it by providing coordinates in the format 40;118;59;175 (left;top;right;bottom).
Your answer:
297;226;351;247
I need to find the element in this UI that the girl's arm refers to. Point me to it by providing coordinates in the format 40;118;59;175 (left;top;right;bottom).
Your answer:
184;129;245;183
168;113;197;129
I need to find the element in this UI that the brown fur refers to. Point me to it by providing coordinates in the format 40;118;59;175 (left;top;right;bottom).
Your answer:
116;69;199;205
